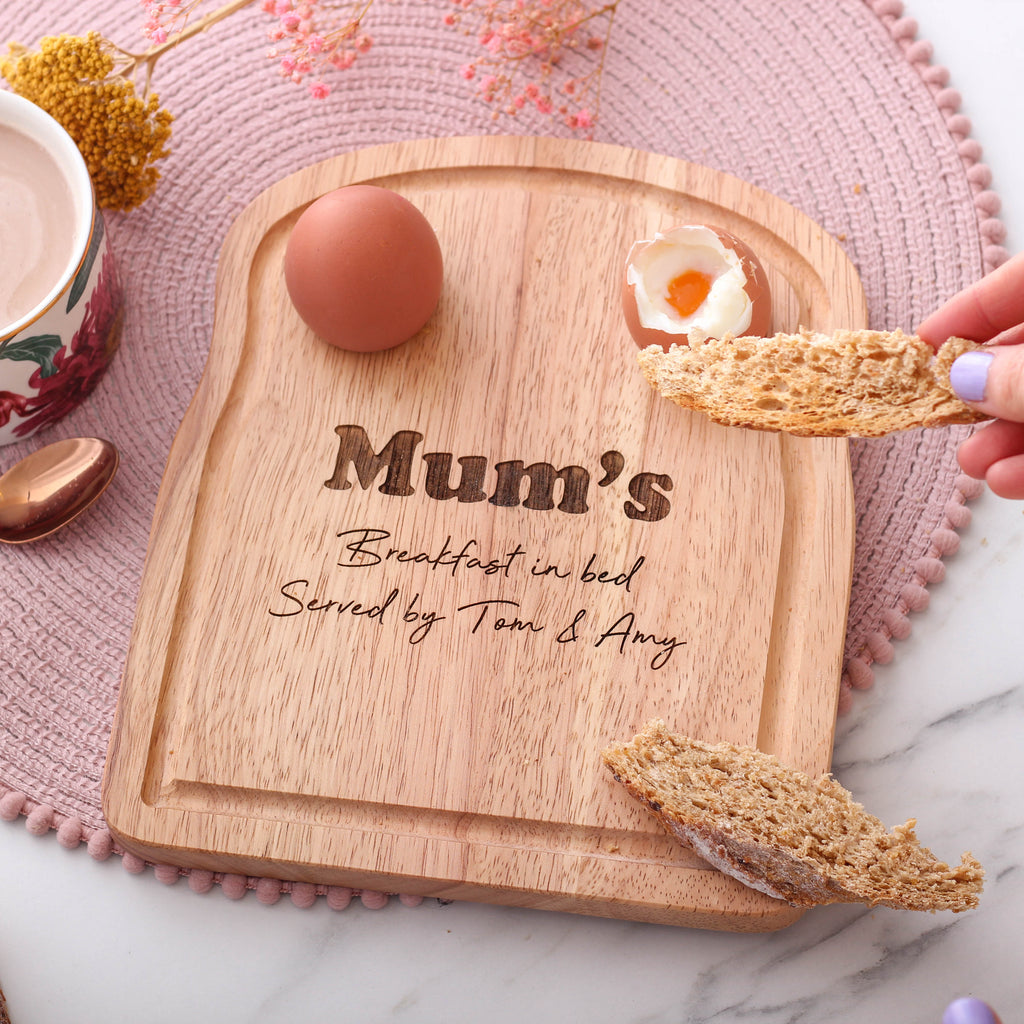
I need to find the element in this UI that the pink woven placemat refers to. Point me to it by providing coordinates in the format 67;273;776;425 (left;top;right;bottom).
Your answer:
0;0;1007;909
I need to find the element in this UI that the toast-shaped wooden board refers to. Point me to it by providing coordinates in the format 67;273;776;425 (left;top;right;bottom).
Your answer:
103;136;863;930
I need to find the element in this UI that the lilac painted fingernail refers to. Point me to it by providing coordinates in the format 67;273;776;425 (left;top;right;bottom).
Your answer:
949;351;994;403
943;997;998;1024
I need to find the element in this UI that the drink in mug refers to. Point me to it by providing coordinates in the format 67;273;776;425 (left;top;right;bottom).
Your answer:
0;91;122;447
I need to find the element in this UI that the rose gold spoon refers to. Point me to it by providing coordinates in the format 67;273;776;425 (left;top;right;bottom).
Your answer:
0;437;119;544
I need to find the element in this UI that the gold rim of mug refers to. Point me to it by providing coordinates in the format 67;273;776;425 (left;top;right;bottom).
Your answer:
0;202;100;345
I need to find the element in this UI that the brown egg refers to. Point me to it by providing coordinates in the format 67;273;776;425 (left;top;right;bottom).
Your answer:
622;224;771;349
284;184;443;352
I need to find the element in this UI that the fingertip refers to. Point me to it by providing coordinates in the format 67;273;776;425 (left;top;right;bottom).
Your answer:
951;343;1024;423
949;350;994;404
917;294;990;350
984;455;1024;500
915;312;949;350
943;996;1002;1024
958;421;1024;486
913;305;950;350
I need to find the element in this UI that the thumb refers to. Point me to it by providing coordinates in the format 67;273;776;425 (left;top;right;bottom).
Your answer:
949;344;1024;422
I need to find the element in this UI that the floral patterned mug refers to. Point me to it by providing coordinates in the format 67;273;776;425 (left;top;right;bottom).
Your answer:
0;90;122;447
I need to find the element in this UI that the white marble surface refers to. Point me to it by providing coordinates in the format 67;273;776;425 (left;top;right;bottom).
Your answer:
2;3;1023;1021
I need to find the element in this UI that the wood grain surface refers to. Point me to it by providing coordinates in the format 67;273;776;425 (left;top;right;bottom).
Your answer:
103;136;864;929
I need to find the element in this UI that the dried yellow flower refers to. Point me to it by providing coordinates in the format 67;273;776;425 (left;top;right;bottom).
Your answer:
1;32;173;211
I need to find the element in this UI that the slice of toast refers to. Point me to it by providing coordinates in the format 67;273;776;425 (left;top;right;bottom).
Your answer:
636;329;991;437
601;721;984;911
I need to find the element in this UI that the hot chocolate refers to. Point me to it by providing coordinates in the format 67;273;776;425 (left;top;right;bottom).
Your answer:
0;122;78;330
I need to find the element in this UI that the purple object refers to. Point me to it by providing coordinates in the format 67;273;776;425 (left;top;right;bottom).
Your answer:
943;997;999;1024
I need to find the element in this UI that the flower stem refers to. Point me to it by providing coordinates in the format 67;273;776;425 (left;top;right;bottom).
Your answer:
118;0;259;94
145;0;258;62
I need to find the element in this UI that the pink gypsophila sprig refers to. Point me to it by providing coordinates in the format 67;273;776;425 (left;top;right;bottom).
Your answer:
263;0;376;97
134;0;616;116
140;0;206;45
445;0;618;133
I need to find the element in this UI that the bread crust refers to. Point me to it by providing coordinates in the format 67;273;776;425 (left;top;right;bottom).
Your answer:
636;328;992;437
602;721;984;912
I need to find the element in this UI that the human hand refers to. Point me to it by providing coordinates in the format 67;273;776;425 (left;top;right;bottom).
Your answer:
943;996;1003;1024
918;250;1024;498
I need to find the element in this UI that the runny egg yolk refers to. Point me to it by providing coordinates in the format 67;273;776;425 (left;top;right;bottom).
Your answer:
666;269;713;318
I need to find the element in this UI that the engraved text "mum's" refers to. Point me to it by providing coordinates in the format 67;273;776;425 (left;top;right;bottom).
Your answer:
323;426;672;522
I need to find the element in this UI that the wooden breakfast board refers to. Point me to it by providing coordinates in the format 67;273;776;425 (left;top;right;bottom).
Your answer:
103;136;864;930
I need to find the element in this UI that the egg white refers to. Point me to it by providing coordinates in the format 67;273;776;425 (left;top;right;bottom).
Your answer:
626;226;754;341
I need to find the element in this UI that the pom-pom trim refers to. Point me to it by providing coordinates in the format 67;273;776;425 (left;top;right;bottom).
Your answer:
838;1;1005;711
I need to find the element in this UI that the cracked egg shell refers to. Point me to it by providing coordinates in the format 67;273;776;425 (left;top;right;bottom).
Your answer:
622;225;772;349
284;184;443;352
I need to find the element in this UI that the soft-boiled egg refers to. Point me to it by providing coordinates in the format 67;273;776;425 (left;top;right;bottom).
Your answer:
622;224;771;349
284;184;443;352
